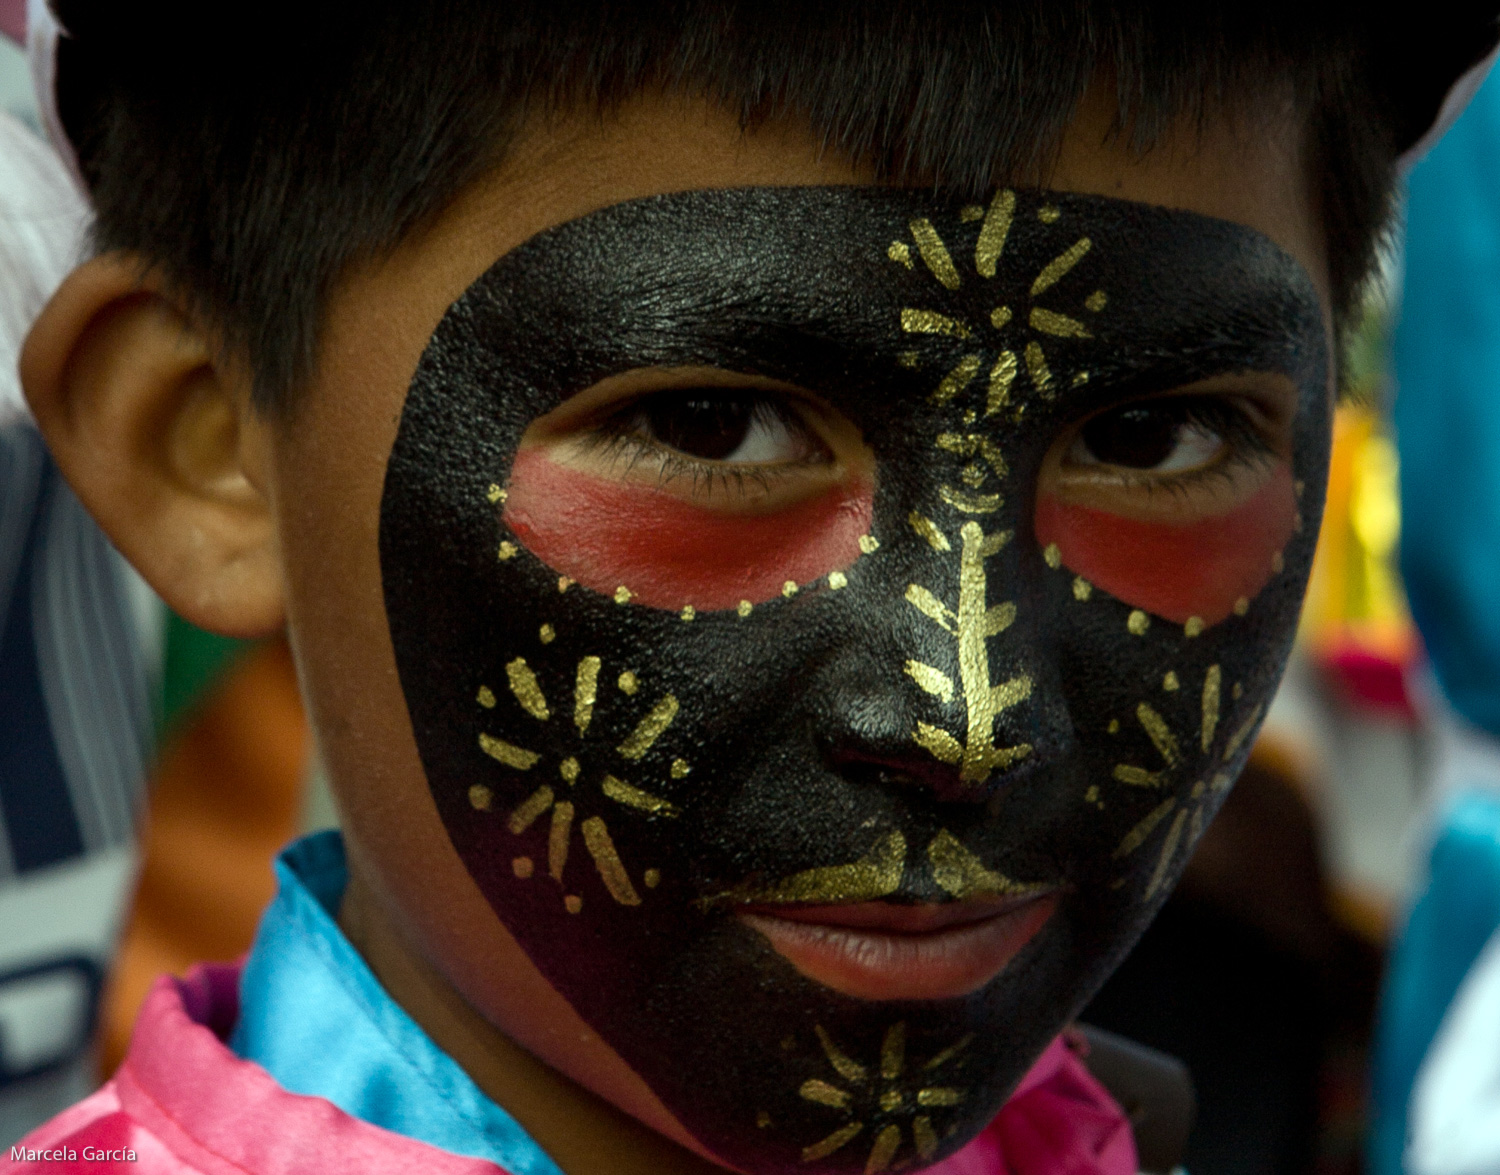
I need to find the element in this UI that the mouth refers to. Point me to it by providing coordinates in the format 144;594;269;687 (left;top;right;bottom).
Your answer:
738;892;1059;1001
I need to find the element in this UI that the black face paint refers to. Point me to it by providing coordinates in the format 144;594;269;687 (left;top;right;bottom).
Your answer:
379;187;1329;1173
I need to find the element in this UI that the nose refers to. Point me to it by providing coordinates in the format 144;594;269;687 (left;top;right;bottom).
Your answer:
812;519;1064;805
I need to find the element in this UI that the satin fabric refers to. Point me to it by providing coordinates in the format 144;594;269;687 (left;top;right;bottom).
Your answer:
227;833;561;1172
1370;790;1500;1175
1394;64;1500;742
4;963;1134;1175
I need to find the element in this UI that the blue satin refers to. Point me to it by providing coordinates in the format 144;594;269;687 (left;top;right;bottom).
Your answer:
1370;63;1500;1175
1394;70;1500;741
229;831;563;1175
1369;791;1500;1175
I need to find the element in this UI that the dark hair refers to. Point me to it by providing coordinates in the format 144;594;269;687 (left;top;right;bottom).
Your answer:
48;2;1460;410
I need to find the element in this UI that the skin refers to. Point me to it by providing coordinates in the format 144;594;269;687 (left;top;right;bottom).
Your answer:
22;86;1328;1175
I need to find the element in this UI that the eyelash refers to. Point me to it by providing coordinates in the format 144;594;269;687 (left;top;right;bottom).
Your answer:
1081;396;1278;498
577;393;819;496
571;389;1276;500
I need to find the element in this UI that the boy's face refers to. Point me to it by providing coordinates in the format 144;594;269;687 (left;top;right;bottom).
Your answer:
279;97;1329;1172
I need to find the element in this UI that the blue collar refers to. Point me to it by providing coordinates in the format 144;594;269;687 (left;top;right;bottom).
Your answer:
228;831;563;1175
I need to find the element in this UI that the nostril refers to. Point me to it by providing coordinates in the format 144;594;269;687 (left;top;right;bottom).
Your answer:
829;750;985;804
838;759;921;789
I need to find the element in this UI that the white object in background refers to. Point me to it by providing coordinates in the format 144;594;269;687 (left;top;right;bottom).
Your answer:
1408;923;1500;1175
0;107;85;429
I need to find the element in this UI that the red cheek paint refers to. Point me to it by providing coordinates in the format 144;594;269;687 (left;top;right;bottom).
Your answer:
1034;464;1297;626
502;448;874;611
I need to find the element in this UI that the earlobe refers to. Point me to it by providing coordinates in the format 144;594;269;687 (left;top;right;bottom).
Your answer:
21;254;285;638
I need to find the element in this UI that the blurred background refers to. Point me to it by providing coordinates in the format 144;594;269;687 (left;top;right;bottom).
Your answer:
5;20;1500;1175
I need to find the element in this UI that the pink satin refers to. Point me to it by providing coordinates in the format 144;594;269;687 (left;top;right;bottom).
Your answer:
0;0;23;46
926;1038;1138;1175
3;965;1135;1175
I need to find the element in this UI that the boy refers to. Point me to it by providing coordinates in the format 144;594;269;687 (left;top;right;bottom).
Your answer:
7;4;1496;1173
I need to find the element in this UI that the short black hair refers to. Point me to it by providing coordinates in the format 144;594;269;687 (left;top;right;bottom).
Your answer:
48;2;1448;410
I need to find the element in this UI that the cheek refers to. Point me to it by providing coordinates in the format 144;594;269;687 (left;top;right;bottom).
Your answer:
1034;464;1296;626
502;448;874;611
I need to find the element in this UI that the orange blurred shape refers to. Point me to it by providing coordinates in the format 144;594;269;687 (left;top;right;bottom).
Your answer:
99;637;308;1074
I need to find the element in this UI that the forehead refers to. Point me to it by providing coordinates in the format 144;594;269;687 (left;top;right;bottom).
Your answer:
448;185;1321;422
373;91;1325;346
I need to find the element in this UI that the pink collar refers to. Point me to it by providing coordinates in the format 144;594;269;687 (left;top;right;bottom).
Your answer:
20;964;1135;1175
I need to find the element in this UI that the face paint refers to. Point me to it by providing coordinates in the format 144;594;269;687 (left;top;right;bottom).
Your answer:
379;187;1329;1173
503;448;874;610
1034;464;1297;625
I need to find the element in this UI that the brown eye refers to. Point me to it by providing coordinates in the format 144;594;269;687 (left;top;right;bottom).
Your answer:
624;391;826;465
1070;401;1225;473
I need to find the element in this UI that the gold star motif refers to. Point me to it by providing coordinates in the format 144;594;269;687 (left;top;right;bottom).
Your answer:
1111;664;1268;898
894;190;1105;418
474;655;680;909
796;1023;970;1171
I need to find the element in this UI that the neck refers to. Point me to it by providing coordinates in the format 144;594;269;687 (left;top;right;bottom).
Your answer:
338;863;735;1175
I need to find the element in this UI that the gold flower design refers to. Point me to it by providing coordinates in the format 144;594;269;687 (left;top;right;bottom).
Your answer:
1109;663;1265;898
470;652;687;912
793;1022;971;1172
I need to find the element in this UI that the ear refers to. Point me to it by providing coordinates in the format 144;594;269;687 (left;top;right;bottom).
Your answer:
21;254;284;638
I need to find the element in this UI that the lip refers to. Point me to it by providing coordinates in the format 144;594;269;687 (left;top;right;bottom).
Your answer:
738;893;1059;1001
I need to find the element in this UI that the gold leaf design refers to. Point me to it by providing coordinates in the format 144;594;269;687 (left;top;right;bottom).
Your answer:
1024;341;1052;394
914;722;964;764
802;1123;864;1163
908;512;951;552
909;218;961;289
1136;703;1181;768
916;1088;964;1107
800;1080;852;1110
581;816;641;906
901;309;971;338
880;1023;906;1081
914;1117;939;1160
617;695;680;760
506;658;550;721
939;486;1002;514
480;733;541;770
934;432;1008;478
866;1125;902;1173
905;584;955;632
974;188;1016;277
1030;237;1093;296
930;354;982;405
1113;797;1177;858
508;786;554;834
1201;665;1222;752
987;351;1018;415
928;830;1041;899
601;774;679;817
548;801;574;880
907;523;1032;784
1029;307;1091;338
982;602;1016;637
710;832;907;907
1144;808;1189;900
1112;764;1165;788
574;656;600;733
817;1025;869;1083
1222;703;1265;762
905;660;955;703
